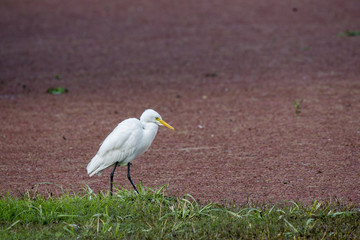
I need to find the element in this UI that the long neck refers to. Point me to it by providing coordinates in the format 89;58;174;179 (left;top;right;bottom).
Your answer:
139;122;159;153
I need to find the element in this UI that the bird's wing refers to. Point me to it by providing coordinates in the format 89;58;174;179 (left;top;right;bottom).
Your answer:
87;119;142;176
98;120;140;155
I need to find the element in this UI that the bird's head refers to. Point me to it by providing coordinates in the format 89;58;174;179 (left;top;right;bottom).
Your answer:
140;109;175;130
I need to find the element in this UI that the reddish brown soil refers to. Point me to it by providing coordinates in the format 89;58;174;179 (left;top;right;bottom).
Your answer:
1;0;359;204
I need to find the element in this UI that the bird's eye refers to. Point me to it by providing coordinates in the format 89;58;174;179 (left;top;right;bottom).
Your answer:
155;117;160;121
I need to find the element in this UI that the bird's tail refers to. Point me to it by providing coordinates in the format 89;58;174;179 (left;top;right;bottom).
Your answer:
87;155;104;177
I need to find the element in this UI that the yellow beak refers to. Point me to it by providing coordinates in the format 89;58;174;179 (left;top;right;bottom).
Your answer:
158;119;175;131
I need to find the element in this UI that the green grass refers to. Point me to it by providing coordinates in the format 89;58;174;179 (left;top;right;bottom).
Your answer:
341;30;360;37
1;185;359;239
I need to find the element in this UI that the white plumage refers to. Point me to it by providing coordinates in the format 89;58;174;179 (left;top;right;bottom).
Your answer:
86;109;174;194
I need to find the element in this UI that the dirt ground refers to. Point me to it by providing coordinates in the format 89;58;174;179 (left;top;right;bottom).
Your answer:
1;0;359;204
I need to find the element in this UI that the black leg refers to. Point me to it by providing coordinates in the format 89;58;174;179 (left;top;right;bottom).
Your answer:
110;163;118;196
127;163;139;194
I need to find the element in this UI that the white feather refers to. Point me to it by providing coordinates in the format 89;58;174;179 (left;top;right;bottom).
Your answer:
86;109;174;178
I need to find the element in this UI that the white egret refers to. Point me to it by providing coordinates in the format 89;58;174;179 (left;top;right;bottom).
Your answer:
86;109;174;195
